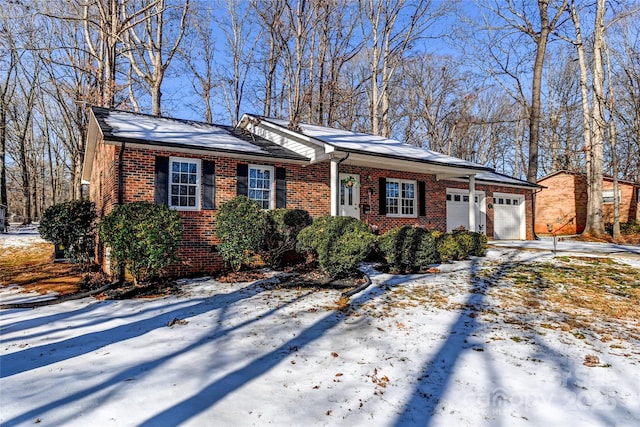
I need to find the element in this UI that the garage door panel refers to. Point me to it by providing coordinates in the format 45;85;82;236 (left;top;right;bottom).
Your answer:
494;194;524;240
446;190;485;232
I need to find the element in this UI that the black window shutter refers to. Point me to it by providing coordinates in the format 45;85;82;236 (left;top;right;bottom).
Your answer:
418;181;426;217
203;160;215;210
379;177;387;215
237;163;248;196
276;167;286;208
154;156;169;205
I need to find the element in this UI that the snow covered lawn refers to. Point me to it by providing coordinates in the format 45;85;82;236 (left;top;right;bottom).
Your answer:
1;238;639;426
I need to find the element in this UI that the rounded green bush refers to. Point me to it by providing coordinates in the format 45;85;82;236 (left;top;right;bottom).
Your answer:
39;199;97;266
99;202;183;284
470;232;488;256
436;232;463;262
214;196;267;271
379;226;440;273
415;230;440;268
453;230;475;258
297;216;376;278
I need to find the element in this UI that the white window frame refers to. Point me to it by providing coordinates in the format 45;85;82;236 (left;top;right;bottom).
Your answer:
248;164;275;210
602;189;620;204
169;156;201;211
386;178;417;218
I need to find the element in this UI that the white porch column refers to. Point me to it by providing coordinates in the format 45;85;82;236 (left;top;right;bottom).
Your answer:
468;175;477;232
330;158;340;216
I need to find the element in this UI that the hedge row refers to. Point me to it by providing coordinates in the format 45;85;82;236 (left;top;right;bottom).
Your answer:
379;225;487;273
215;197;488;278
39;196;489;284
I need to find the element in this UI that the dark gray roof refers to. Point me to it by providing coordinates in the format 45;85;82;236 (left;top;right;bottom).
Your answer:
92;107;309;161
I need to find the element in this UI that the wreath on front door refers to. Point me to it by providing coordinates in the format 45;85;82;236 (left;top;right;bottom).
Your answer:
341;175;359;187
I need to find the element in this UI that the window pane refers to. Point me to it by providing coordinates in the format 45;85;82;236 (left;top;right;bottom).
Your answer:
403;183;414;198
454;194;461;202
513;199;519;205
506;199;511;205
463;195;469;202
386;182;398;198
447;194;451;201
169;159;199;209
248;166;274;208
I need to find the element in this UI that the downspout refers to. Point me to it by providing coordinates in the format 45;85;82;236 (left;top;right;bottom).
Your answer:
116;142;126;282
330;153;350;216
117;142;126;204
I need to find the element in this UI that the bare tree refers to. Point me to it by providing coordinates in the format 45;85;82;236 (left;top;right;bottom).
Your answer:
121;0;190;115
214;0;260;126
582;0;606;236
253;0;288;118
604;40;620;239
180;4;216;123
479;0;569;182
360;0;451;137
0;41;17;212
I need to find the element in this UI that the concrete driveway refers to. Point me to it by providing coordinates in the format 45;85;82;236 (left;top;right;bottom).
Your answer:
490;237;640;256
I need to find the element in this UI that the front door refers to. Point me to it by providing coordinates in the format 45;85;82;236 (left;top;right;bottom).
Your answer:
339;173;360;219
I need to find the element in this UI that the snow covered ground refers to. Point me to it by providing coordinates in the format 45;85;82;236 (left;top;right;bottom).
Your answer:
1;235;639;426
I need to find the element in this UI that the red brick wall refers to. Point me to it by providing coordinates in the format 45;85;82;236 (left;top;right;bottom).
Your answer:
602;180;639;224
92;145;330;277
535;173;582;235
536;172;639;235
340;165;534;240
91;144;535;276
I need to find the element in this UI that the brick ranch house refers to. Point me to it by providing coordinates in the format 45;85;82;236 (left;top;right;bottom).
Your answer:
535;170;640;235
82;107;539;276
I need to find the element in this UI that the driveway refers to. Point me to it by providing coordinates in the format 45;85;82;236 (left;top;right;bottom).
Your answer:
490;237;640;257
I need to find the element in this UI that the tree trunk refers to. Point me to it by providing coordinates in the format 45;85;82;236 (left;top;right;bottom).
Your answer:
605;40;620;239
584;0;606;236
526;0;556;183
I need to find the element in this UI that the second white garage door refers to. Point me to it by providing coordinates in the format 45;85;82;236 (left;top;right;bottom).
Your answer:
493;193;525;240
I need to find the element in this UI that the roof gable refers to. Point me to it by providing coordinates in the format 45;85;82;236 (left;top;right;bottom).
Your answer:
258;117;491;171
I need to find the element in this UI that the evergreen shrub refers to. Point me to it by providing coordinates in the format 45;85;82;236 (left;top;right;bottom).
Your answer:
297;216;376;278
99;201;183;284
39;199;97;266
214;196;266;271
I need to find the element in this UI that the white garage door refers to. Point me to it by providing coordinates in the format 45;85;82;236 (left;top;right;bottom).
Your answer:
446;189;486;232
493;193;525;240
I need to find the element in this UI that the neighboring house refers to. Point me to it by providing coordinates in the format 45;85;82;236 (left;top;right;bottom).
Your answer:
535;170;640;235
82;107;539;276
